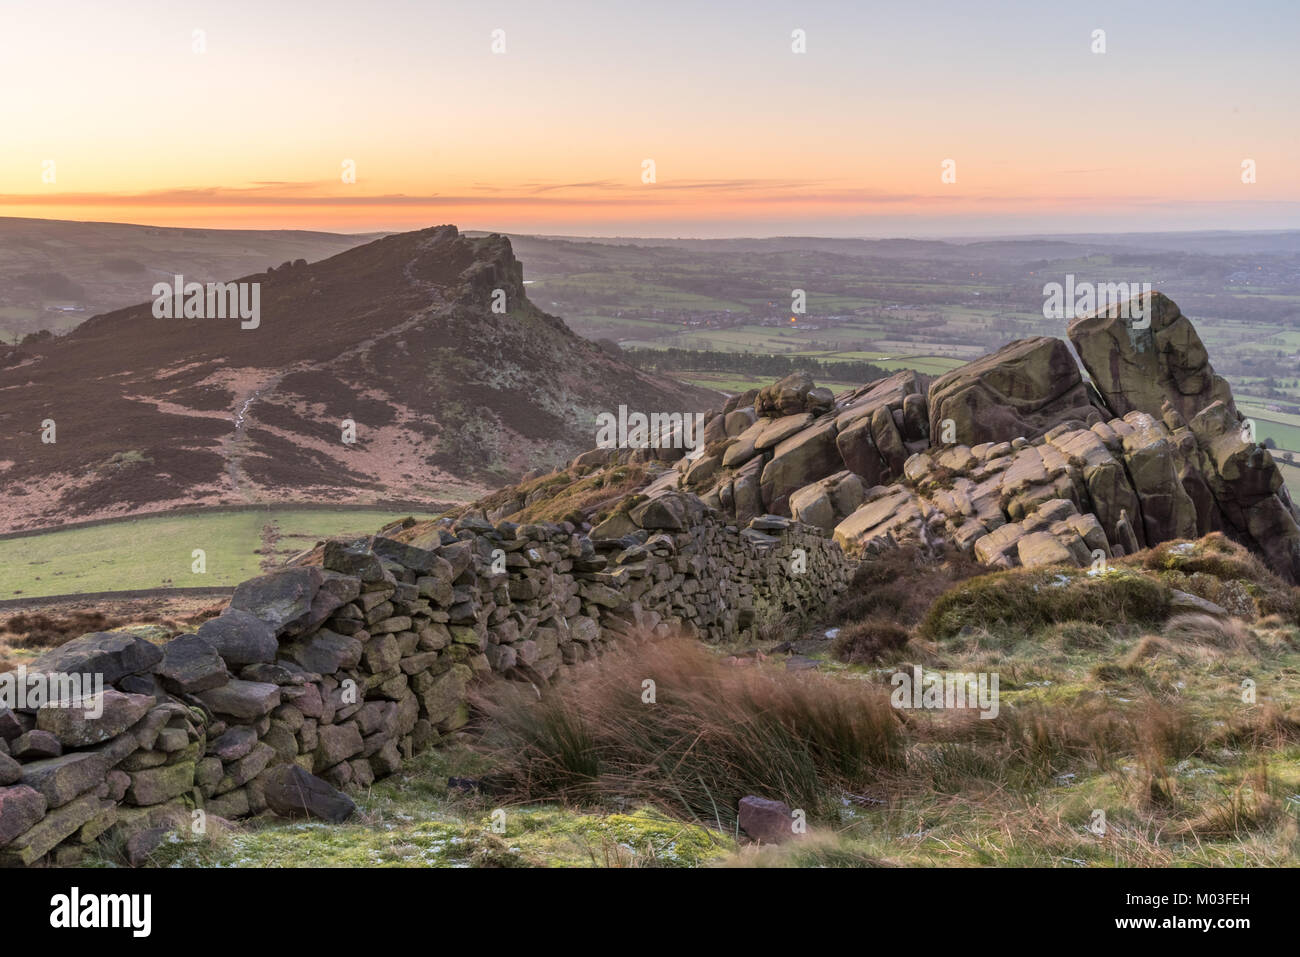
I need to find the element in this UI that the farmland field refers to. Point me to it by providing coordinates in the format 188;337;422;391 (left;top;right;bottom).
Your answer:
0;507;438;599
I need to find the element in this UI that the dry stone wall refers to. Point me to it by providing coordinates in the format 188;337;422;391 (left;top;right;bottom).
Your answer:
0;500;849;867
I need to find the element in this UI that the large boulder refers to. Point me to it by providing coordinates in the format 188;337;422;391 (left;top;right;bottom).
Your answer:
789;471;866;532
155;634;228;694
1189;400;1300;582
1045;426;1145;550
759;416;841;515
833;486;926;554
1120;413;1200;545
927;337;1100;447
196;610;279;667
1068;291;1236;425
228;566;323;636
755;372;814;417
28;632;163;687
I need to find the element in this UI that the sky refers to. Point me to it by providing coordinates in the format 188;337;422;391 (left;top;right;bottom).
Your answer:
1;0;1297;237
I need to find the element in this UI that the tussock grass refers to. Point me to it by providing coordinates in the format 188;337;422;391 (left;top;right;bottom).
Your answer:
831;617;911;664
1138;533;1300;621
918;567;1171;642
1163;613;1256;653
833;545;982;629
475;636;903;827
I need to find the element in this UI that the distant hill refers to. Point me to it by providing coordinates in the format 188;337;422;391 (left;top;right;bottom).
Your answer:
0;217;382;341
0;225;715;532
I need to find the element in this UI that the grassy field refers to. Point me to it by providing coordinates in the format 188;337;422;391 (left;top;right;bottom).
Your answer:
0;507;437;599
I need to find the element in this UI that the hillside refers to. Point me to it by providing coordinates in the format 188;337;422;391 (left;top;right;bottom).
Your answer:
0;217;381;341
0;225;714;532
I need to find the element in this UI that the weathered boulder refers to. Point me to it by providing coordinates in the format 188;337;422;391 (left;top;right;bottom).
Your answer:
927;337;1099;447
279;629;363;674
35;689;152;748
789;471;866;532
1189;400;1300;582
196;610;279;667
755;372;814;417
323;538;386;581
738;795;800;844
753;413;814;452
28;631;163;687
1016;531;1074;568
0;784;47;847
126;760;195;806
228;566;323;635
197;680;281;721
1069;290;1236;425
1120;413;1199;545
0;791;105;865
156;634;228;694
630;491;701;531
19;751;109;807
836;415;890;486
833;485;925;554
371;537;443;574
759;416;840;515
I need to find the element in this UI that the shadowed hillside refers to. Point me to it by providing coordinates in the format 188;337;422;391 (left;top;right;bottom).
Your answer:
0;225;715;532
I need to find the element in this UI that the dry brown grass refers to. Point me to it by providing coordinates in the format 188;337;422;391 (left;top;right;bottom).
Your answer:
1;610;121;649
1162;613;1256;653
832;546;984;631
474;635;903;826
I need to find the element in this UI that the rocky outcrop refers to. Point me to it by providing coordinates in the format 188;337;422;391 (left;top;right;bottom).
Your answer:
576;292;1300;583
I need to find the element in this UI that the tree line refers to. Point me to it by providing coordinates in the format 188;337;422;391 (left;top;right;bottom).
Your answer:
618;346;892;383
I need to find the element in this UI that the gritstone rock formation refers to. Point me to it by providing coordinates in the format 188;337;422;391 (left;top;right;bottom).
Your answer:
539;291;1300;584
